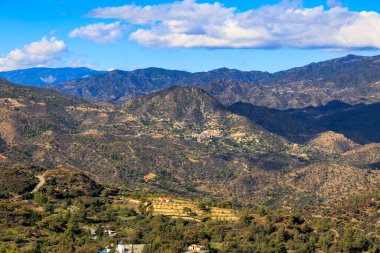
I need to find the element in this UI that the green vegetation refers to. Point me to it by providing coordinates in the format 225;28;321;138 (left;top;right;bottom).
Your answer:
0;78;380;252
0;179;379;253
0;166;39;195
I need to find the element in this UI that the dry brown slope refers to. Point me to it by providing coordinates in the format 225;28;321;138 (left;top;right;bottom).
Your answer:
307;131;360;154
286;163;380;203
340;143;380;167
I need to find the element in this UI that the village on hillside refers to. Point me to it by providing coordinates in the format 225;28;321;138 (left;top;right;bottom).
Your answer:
94;196;241;252
98;242;209;253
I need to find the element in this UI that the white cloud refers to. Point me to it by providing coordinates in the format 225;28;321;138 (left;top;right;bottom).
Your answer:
68;21;126;43
85;0;380;50
0;37;66;71
327;0;342;8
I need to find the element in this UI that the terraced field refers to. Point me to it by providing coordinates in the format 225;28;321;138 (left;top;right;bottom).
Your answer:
150;198;241;221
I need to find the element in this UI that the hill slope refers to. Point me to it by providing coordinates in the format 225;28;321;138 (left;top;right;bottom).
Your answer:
285;163;380;204
306;131;360;154
0;80;378;205
204;54;380;108
0;81;291;201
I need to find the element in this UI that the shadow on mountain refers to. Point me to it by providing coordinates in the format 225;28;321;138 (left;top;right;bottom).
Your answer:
229;100;380;144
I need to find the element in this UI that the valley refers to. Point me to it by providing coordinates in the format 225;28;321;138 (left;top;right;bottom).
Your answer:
2;0;380;250
0;78;379;205
0;55;379;252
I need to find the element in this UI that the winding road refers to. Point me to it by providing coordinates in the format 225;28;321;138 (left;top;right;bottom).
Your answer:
31;173;46;193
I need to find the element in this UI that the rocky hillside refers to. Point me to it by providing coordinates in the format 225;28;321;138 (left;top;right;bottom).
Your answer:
339;143;380;169
123;86;225;123
0;80;290;201
286;163;380;204
0;67;104;86
306;131;360;154
51;54;380;109
203;54;380;108
0;79;379;205
41;168;104;198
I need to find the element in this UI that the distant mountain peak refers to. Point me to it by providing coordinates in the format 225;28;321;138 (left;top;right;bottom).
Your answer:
0;67;104;86
108;69;126;75
209;67;231;72
335;54;370;62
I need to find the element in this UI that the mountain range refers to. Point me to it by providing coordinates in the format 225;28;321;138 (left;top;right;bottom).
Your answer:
229;100;380;144
0;54;379;109
47;54;380;109
0;78;379;206
0;67;104;86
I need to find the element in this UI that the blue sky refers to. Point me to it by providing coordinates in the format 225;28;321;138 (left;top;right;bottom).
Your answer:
0;0;380;72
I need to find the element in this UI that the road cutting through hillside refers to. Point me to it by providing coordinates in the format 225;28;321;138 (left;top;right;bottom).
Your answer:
31;173;46;193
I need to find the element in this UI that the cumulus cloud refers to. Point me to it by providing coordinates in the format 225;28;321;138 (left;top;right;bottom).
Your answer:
68;21;126;43
85;0;380;49
0;37;66;71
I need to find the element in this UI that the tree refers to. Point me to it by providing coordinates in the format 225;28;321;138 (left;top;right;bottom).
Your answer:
275;243;287;253
198;202;211;213
44;203;54;214
288;213;304;226
33;192;47;205
218;201;233;209
0;192;10;199
56;214;81;253
38;213;67;232
96;224;103;238
240;213;254;226
45;185;55;196
183;207;192;216
0;242;18;253
24;242;42;253
56;236;75;253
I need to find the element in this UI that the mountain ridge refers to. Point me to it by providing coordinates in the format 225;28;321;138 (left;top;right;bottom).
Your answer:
2;54;380;109
0;80;379;206
0;67;105;86
228;100;380;144
47;54;380;109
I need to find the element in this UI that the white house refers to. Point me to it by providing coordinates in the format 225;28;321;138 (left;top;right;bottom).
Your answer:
105;229;117;237
188;244;207;252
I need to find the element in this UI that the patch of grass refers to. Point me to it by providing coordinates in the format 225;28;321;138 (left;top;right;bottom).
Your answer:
4;227;26;237
210;242;222;250
117;215;137;221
